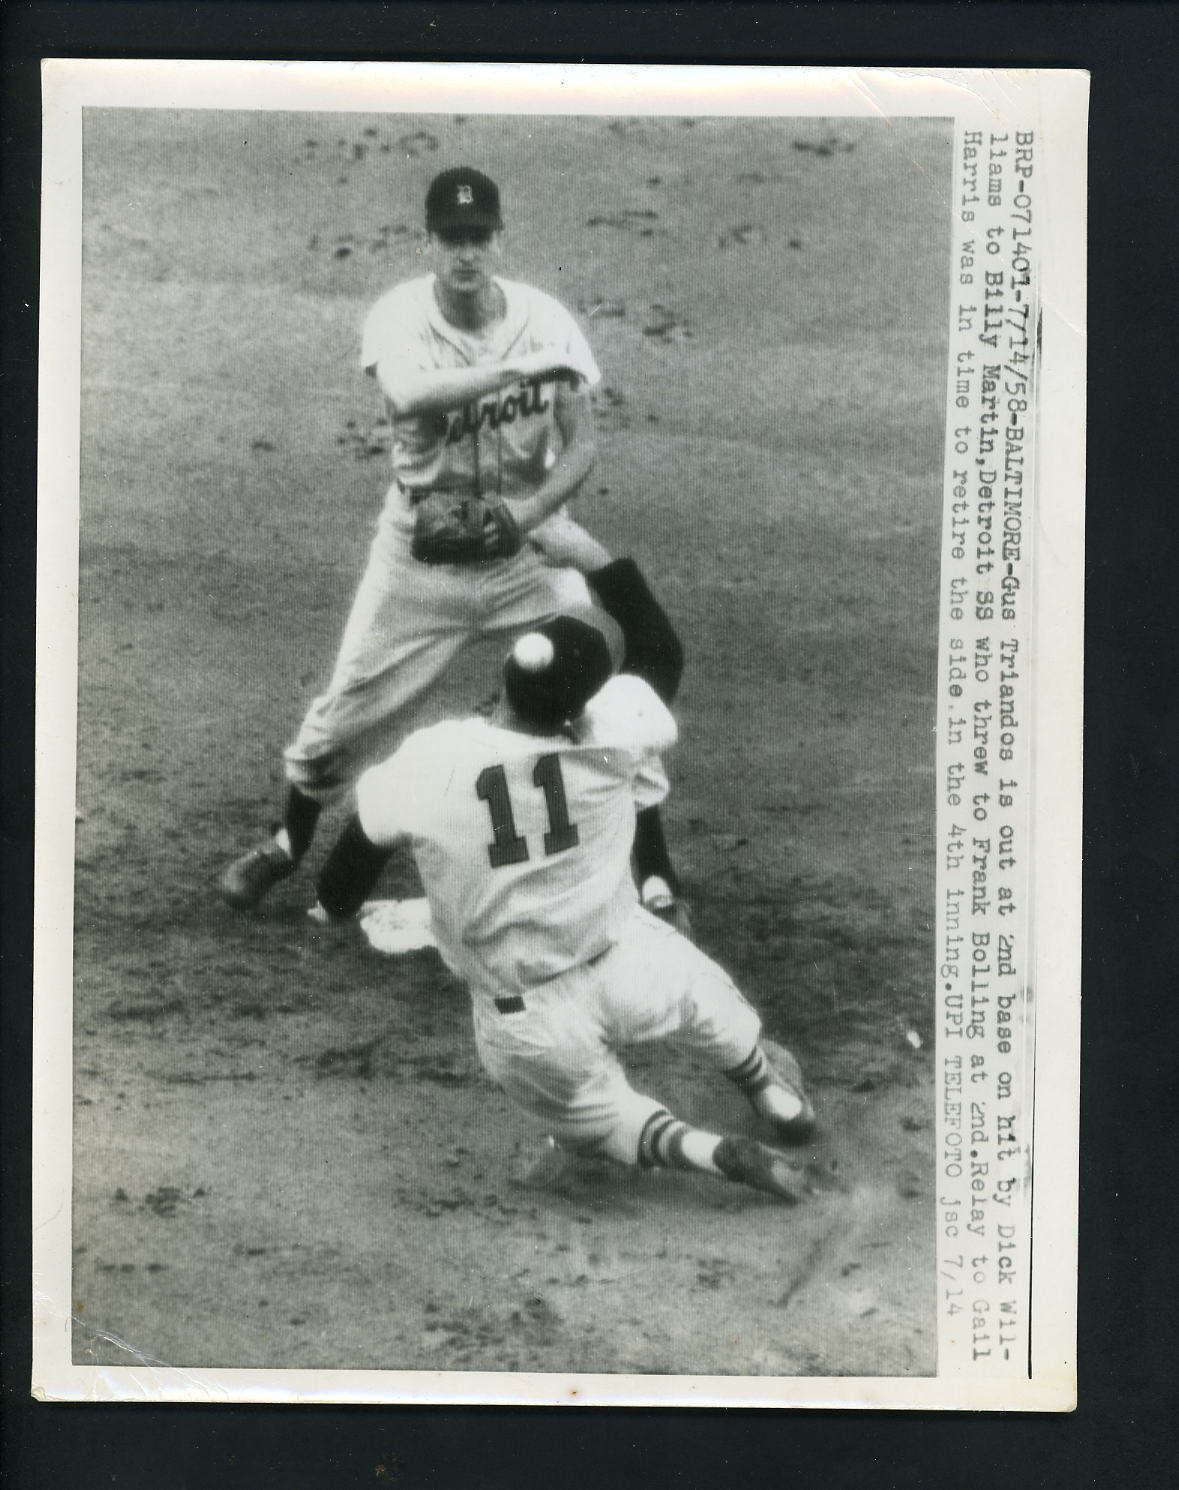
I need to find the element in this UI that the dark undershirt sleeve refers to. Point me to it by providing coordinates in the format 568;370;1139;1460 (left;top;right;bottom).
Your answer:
586;558;684;705
315;815;394;920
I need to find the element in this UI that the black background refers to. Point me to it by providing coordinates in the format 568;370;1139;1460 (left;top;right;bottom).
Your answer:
3;4;1175;1486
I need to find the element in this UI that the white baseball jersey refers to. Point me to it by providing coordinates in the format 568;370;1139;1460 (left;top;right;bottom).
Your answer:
356;675;674;995
360;275;600;498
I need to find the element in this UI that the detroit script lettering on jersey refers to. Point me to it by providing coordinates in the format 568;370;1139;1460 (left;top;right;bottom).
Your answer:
444;376;553;445
360;276;601;498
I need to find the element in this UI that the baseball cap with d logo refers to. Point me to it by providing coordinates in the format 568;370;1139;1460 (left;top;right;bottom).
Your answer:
425;168;503;233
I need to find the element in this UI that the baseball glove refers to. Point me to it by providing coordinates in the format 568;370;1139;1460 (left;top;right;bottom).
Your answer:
411;493;523;565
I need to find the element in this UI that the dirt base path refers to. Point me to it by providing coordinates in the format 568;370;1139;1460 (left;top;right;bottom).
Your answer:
73;916;933;1377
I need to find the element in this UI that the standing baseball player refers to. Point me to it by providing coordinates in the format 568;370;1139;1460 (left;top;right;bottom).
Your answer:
335;612;816;1203
220;166;687;921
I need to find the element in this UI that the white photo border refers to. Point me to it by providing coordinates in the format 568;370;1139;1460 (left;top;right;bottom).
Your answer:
33;59;1085;1409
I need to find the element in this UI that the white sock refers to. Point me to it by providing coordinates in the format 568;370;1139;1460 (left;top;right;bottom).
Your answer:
640;1111;724;1175
755;1084;805;1123
274;828;293;858
678;1129;723;1175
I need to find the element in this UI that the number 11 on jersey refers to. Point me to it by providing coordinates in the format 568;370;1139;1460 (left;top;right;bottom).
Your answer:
475;753;579;868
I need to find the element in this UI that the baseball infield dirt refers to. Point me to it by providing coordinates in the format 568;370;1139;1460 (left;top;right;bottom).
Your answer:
69;110;948;1379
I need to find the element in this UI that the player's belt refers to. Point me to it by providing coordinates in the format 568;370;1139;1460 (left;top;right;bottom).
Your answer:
492;948;611;1014
397;481;478;507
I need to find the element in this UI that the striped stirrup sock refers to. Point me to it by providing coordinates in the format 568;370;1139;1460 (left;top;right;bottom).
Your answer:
638;1110;693;1170
638;1110;724;1175
725;1045;806;1125
724;1046;773;1096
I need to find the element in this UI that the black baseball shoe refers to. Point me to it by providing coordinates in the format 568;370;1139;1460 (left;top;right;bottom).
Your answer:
765;1096;817;1147
713;1135;806;1204
756;1039;817;1145
219;841;296;909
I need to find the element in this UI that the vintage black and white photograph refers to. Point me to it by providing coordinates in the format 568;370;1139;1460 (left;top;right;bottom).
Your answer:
33;62;1084;1408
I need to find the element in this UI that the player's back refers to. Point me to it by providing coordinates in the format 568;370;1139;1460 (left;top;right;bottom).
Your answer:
407;720;640;993
357;676;675;995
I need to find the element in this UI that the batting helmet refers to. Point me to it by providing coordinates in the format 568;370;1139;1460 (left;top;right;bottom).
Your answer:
503;616;614;731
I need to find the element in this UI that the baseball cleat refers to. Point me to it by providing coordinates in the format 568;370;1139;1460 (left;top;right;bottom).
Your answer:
713;1135;805;1204
219;841;296;909
755;1039;817;1145
764;1095;817;1147
518;1137;579;1191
